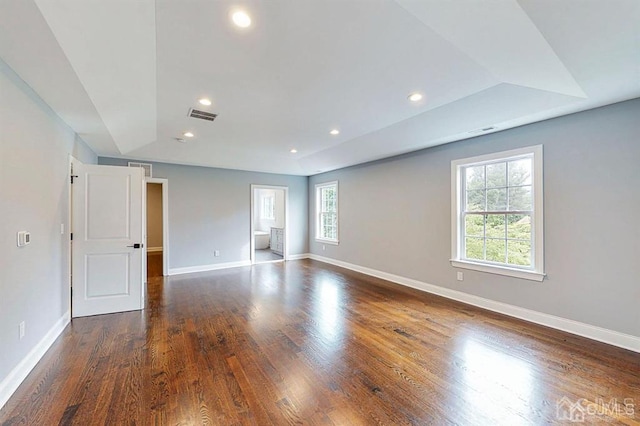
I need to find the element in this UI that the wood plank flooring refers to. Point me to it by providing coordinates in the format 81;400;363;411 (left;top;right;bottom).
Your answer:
1;260;638;425
147;252;163;278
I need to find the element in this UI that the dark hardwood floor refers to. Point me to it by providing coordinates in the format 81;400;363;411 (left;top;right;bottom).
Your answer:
147;252;163;278
1;260;638;425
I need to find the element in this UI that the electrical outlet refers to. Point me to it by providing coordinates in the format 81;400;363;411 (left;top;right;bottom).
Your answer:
19;321;25;340
214;250;220;257
457;271;464;281
60;223;65;235
322;245;326;251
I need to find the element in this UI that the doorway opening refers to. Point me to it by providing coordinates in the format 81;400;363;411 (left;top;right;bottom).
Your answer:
250;185;288;264
145;178;169;280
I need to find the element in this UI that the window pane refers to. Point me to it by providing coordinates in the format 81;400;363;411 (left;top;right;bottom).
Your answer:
454;148;541;273
329;227;337;240
486;188;507;211
508;185;532;211
326;210;337;238
507;214;531;239
508;158;532;186
486;162;506;188
317;184;338;241
465;237;484;261
320;212;337;240
322;187;337;213
266;197;275;219
486;239;506;263
465;165;485;190
485;214;505;238
507;240;531;266
466;189;485;211
464;215;484;237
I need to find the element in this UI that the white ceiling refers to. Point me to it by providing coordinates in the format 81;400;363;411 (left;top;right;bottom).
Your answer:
1;0;638;176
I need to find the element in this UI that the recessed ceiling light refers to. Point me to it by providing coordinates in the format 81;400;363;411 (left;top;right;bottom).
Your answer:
290;149;298;153
232;10;251;28
183;131;194;138
330;129;340;135
198;98;212;106
408;93;423;102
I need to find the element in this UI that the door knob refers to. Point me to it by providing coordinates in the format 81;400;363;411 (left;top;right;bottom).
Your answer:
127;243;143;249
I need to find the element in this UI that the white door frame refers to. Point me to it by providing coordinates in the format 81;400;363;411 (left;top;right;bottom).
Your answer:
68;155;80;317
145;178;169;276
250;184;288;264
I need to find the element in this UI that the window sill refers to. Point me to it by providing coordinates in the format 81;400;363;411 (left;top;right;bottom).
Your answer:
316;239;339;246
450;259;545;282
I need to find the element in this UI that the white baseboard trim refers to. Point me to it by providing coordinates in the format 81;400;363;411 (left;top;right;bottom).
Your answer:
168;260;252;276
147;247;163;253
0;310;70;410
287;253;311;260
307;254;640;353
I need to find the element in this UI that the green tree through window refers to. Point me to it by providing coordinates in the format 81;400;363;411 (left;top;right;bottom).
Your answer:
316;182;338;242
463;158;533;266
451;145;544;280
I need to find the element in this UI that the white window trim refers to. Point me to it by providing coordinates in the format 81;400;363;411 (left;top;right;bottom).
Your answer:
315;181;339;244
450;145;545;282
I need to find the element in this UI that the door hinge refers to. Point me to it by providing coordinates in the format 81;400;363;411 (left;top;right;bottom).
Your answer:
70;175;78;184
70;233;73;241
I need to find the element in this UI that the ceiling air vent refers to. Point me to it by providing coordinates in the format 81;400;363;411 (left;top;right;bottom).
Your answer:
128;162;152;177
468;126;497;135
188;108;217;122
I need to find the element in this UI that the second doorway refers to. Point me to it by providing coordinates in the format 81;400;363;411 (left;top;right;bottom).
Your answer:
251;185;287;264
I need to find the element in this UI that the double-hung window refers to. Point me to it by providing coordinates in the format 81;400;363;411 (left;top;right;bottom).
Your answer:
451;145;544;281
261;195;275;220
316;181;339;243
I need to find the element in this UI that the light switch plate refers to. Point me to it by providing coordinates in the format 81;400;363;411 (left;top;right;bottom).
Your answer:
17;231;30;247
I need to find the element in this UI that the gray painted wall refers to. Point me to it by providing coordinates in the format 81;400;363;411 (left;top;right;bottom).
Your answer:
0;59;97;385
99;158;308;269
1;44;637;405
309;99;640;337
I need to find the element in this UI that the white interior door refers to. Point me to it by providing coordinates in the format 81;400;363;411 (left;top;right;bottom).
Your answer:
72;163;144;317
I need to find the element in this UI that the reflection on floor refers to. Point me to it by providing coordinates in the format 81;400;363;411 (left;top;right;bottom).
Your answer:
255;249;283;262
147;252;163;278
3;260;639;424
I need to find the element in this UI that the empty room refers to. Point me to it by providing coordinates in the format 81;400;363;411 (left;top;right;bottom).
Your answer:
1;0;639;424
